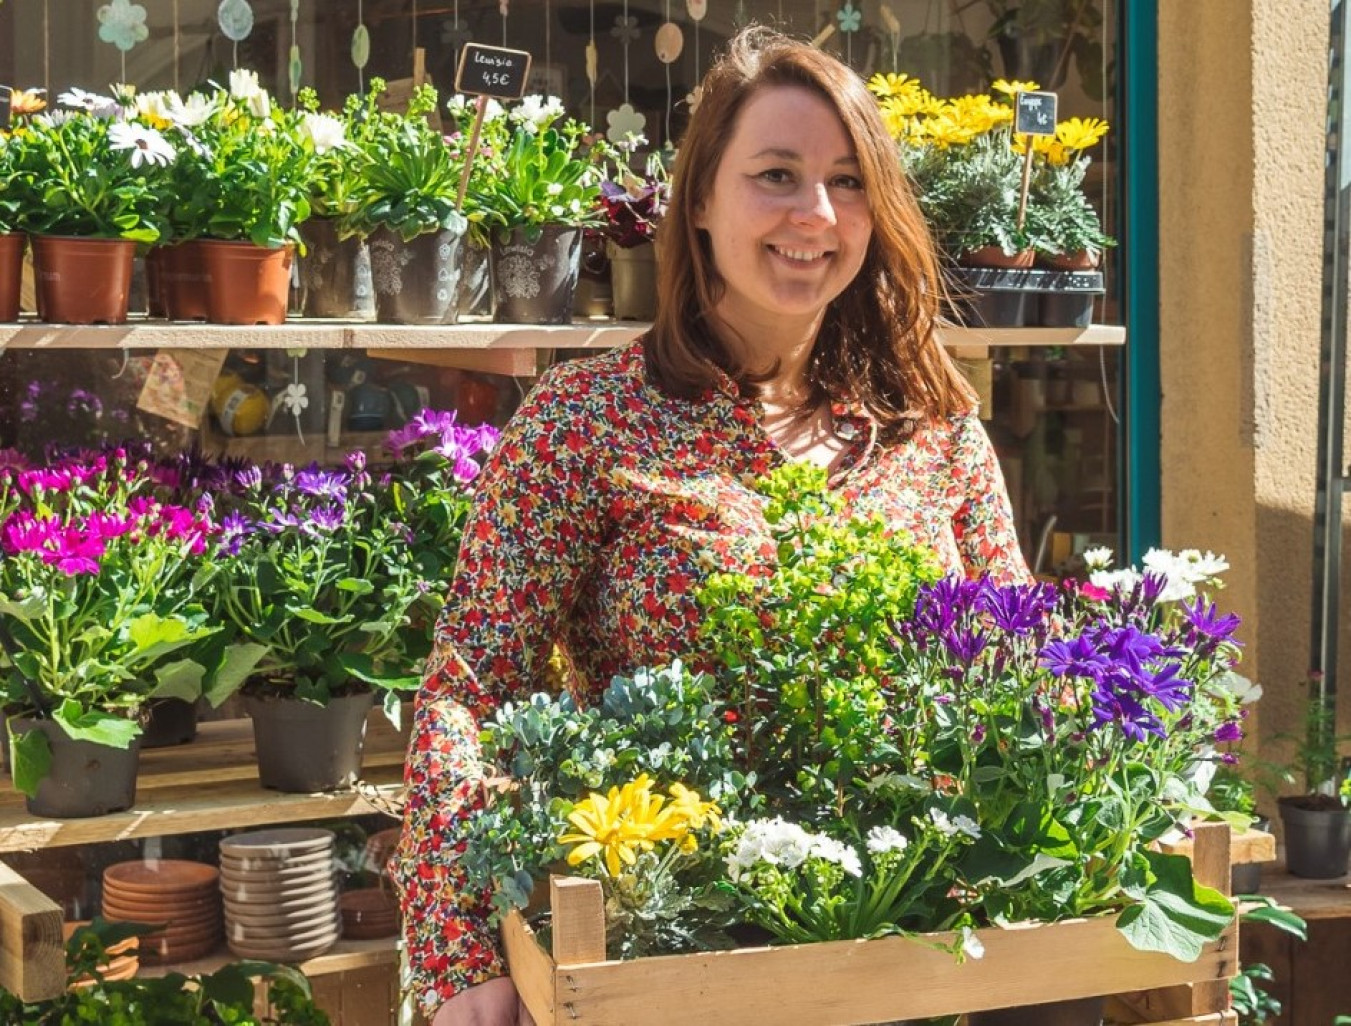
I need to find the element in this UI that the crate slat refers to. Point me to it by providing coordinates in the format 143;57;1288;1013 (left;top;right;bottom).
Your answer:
0;860;64;1002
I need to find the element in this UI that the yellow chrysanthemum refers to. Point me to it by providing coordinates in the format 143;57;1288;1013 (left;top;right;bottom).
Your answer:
867;71;921;99
8;87;46;116
1012;133;1060;158
991;78;1042;98
557;776;718;877
1055;116;1110;152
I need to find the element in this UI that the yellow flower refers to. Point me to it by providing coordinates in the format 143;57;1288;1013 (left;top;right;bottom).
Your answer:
991;78;1042;98
1055;116;1110;152
557;776;718;877
867;72;921;99
8;87;46;116
668;782;722;832
560;784;640;877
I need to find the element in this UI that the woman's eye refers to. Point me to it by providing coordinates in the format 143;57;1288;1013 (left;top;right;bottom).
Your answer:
757;168;793;184
832;174;864;191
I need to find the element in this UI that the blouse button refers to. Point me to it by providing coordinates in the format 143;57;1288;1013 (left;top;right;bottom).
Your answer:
837;421;857;440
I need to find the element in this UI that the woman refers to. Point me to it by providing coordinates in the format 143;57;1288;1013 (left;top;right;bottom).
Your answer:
392;25;1030;1026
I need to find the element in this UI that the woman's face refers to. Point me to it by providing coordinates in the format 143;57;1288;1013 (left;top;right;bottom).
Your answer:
695;84;873;339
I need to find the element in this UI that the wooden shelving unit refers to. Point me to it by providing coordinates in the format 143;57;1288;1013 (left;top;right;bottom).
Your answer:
0;710;408;1005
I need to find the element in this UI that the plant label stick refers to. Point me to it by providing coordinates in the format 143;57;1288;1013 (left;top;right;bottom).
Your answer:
1014;90;1057;231
453;43;533;212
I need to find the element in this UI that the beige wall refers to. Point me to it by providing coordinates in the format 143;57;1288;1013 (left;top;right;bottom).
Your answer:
1158;0;1331;783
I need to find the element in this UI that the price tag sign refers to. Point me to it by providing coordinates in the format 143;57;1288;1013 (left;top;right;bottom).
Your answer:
1014;90;1058;136
455;43;532;100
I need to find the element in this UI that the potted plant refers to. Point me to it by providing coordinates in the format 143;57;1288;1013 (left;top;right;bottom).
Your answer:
0;918;332;1024
344;82;470;324
464;95;606;324
6;87;173;323
597;134;670;321
178;70;320;325
0;118;25;322
1207;762;1269;893
295;84;372;320
1272;675;1351;879
0;447;221;817
462;467;1243;1026
1026;115;1115;270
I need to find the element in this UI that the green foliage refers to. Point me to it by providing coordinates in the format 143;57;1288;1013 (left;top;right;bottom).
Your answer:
1027;154;1114;261
0;919;331;1025
1229;897;1306;1025
7;110;166;242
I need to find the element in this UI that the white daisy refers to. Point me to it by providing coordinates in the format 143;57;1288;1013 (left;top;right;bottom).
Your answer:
108;121;176;168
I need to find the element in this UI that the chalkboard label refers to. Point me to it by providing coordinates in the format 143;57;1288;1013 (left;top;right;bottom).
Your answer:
455;44;533;100
1014;90;1058;136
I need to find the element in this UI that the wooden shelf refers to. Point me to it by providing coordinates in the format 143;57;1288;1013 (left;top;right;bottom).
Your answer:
137;934;401;980
0;319;1126;361
0;711;407;853
1158;826;1277;866
1253;863;1351;920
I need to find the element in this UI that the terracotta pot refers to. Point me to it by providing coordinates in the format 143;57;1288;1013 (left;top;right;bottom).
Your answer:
30;235;136;324
1037;249;1101;271
0;233;26;321
491;224;584;324
144;247;166;317
159;241;212;321
608;240;657;320
199;239;295;325
958;245;1036;270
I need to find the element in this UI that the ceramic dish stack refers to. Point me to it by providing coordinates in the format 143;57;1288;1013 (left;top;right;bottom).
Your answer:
339;886;400;940
99;860;221;963
220;827;340;961
64;921;139;986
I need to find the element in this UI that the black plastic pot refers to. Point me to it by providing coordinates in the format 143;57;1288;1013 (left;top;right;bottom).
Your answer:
243;690;377;793
8;716;141;819
946;268;1105;329
140;698;199;749
1279;796;1351;879
369;226;466;324
491;225;583;325
1231;815;1270;894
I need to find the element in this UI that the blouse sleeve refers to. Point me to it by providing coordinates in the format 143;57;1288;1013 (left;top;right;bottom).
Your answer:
949;412;1033;585
389;363;611;1019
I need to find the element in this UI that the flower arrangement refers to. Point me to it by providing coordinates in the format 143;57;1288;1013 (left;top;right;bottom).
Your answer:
448;93;605;238
463;465;1242;966
867;74;1113;264
6;86;174;243
0;446;219;796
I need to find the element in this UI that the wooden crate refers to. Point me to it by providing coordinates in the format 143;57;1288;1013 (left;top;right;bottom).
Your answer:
503;824;1237;1026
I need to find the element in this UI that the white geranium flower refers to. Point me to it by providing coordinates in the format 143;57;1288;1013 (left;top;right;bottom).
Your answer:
510;94;565;129
951;814;982;839
446;94;505;123
228;68;271;118
108;121;176;168
167;92;218;128
1178;548;1230;579
1081;546;1114;570
299;112;348;154
865;825;909;854
928;808;981;839
726;818;814;880
1089;567;1143;595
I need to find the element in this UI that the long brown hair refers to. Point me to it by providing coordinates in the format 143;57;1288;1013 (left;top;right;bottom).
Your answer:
645;26;972;438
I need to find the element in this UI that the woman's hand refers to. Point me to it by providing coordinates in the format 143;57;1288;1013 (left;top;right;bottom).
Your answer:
432;977;535;1026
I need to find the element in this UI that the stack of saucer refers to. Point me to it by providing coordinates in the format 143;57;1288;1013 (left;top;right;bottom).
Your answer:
220;828;339;961
64;921;139;986
100;860;221;962
339;887;400;940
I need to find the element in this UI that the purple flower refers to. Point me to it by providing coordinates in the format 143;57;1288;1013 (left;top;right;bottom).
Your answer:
1181;597;1242;650
1214;721;1243;743
292;466;350;503
977;580;1057;637
1040;634;1109;680
943;626;988;665
304;504;347;534
910;576;981;639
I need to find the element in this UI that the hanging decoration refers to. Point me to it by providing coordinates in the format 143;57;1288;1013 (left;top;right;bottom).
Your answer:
836;1;860;64
352;0;370;92
218;0;254;68
586;0;597;126
500;0;509;47
440;12;472;64
280;349;309;445
879;4;900;71
686;0;704;104
97;0;148;83
733;0;746;29
172;0;181;92
655;16;682;144
605;0;642;144
288;0;302;100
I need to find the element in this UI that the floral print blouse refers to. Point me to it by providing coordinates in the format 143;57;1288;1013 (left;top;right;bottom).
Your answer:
390;341;1030;1018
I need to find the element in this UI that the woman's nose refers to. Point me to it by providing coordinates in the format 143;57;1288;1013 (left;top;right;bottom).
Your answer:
791;183;837;226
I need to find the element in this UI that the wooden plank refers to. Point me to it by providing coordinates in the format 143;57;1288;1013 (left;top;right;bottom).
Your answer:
549;876;606;964
0;320;1120;353
1247;864;1351;920
502;912;556;1026
1143;1014;1237;1026
1186;822;1234;1015
544;915;1235;1025
367;347;540;377
0;860;64;1002
138;935;400;980
1159;826;1276;866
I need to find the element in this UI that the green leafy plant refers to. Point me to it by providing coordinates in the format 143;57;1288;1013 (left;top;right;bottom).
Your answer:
1228;897;1306;1025
0;918;331;1024
0;447;229;796
7;91;173;243
1264;676;1351;808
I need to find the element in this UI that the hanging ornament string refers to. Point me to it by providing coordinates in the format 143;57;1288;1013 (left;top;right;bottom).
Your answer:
281;350;309;445
622;0;630;104
42;0;49;97
288;0;303;101
411;0;418;58
501;0;508;47
218;0;255;69
655;7;683;145
836;0;860;66
172;0;181;92
587;0;597;127
352;0;370;93
545;0;552;90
